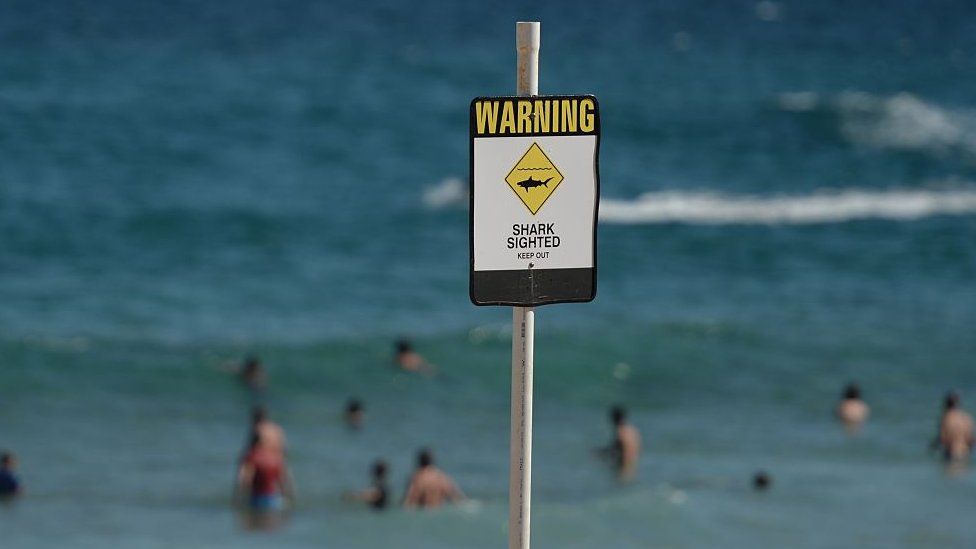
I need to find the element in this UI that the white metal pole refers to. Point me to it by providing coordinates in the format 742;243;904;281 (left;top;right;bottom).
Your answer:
516;22;539;97
510;305;534;549
510;21;539;549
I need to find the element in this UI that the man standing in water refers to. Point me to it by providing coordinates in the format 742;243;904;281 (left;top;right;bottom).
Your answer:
403;448;464;509
0;452;21;499
344;460;389;510
601;406;641;479
835;383;869;432
932;392;974;463
394;339;435;375
236;432;295;512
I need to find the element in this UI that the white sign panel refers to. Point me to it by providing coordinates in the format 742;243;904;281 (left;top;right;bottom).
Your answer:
469;95;599;306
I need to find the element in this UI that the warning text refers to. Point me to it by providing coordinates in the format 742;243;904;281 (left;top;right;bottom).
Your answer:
472;96;598;137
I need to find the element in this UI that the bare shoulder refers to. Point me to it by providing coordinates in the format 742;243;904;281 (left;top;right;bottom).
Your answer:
434;468;452;482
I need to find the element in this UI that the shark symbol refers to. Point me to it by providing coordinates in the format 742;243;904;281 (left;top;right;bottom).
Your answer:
516;176;553;191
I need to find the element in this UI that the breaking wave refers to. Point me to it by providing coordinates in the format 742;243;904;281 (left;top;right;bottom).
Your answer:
777;91;976;156
600;186;976;225
422;177;467;209
425;175;976;225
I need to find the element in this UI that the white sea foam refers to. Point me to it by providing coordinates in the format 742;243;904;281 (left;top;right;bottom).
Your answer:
426;174;976;225
754;1;782;22
776;91;819;112
600;186;976;225
778;91;976;155
837;92;972;154
422;177;467;209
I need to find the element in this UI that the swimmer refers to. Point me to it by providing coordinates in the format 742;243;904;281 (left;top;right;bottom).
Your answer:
343;460;389;510
394;339;435;375
240;357;266;389
599;406;641;479
344;399;364;430
835;383;869;432
931;392;974;463
218;355;267;390
403;448;464;509
752;471;772;491
250;406;287;456
236;432;295;512
0;452;21;499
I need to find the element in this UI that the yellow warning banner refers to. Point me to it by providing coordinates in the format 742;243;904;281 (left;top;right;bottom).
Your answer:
471;96;598;137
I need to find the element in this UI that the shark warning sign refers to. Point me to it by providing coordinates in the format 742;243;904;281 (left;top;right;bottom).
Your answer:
470;95;600;306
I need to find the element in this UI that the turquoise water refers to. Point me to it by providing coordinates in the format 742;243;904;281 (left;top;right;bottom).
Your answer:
2;0;976;547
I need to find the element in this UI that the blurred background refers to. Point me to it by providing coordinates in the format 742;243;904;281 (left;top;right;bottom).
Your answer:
1;0;975;547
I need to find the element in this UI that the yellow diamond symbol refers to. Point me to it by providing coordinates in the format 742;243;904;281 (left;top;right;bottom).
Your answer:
504;142;564;215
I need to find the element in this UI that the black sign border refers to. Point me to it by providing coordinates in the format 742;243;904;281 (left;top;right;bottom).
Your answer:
469;94;600;307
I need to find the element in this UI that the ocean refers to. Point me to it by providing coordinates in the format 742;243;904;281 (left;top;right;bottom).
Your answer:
2;0;976;547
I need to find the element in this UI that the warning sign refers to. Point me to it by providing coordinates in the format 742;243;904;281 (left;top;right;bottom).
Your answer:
470;95;600;306
504;143;564;215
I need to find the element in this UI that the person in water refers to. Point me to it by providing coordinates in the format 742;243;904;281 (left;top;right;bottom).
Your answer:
239;356;267;390
752;470;772;491
219;355;267;390
250;406;286;456
599;406;641;479
403;448;464;509
236;432;295;511
0;452;21;499
394;339;435;375
835;382;869;431
931;392;974;463
344;399;364;430
344;460;389;510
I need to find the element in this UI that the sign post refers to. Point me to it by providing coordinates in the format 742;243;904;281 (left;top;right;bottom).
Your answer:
470;22;599;549
510;22;538;549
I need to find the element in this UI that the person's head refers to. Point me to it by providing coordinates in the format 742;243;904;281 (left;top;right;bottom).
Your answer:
252;405;268;425
0;452;14;470
372;460;388;481
417;448;433;469
945;391;960;410
843;383;861;401
610;406;626;426
345;399;364;428
753;471;771;491
395;339;413;354
243;356;261;374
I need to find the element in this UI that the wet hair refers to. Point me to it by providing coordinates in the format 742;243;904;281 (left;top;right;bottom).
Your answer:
611;406;626;426
372;460;388;479
417;448;433;468
0;452;11;467
243;356;261;372
945;391;960;410
753;471;771;491
252;405;268;424
844;383;861;400
346;399;363;414
248;432;261;450
395;339;413;354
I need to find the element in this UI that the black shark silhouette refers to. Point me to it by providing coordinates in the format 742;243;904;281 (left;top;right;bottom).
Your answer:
516;176;553;191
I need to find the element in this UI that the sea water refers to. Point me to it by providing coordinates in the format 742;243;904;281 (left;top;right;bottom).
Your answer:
1;0;975;547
